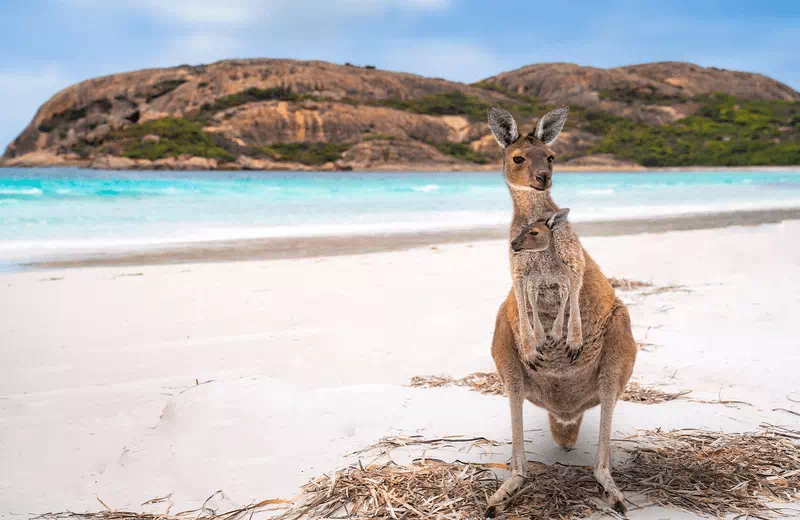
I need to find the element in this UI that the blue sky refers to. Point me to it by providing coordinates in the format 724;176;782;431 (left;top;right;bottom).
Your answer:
1;0;799;149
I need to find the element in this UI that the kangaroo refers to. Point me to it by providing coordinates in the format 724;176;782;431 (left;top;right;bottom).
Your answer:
510;207;585;368
509;211;561;253
485;105;637;517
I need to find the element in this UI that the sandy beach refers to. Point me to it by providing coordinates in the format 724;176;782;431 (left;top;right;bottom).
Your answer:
27;207;800;269
1;214;799;518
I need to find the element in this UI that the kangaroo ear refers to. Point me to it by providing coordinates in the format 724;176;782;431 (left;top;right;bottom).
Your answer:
539;210;556;224
533;105;569;145
546;208;570;229
488;106;519;149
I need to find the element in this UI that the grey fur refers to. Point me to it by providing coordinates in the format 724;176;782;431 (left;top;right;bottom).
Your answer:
488;106;520;148
533;105;569;145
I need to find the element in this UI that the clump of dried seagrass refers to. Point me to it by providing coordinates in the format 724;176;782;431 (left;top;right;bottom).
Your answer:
33;427;800;520
620;381;691;404
347;434;506;459
409;372;505;396
411;373;690;405
277;426;800;520
616;425;800;517
607;277;653;290
607;277;693;296
33;493;291;520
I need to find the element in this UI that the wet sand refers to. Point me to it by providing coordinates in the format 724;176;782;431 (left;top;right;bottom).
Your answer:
30;207;800;269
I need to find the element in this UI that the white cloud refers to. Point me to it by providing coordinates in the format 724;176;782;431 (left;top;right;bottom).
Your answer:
380;41;513;83
156;32;244;67
67;0;449;25
332;0;449;15
65;0;266;24
135;0;265;24
0;66;74;151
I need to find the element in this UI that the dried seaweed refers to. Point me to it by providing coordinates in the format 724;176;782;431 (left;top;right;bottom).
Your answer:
606;277;693;296
33;427;800;520
607;277;652;290
410;373;690;405
278;426;800;519
620;381;691;404
409;372;504;396
33;495;292;520
640;284;693;296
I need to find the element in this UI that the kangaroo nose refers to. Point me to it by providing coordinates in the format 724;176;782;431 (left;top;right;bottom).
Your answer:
535;174;547;184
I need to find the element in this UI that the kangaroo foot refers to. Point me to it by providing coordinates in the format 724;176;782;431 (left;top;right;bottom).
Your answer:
595;467;626;516
486;473;525;518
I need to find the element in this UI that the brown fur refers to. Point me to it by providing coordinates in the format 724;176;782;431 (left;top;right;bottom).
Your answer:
485;106;638;517
549;412;582;449
510;208;586;361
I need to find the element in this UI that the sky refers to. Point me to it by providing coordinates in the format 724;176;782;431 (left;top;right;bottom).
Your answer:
1;0;799;149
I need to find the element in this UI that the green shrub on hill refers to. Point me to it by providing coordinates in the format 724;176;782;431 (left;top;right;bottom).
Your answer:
377;90;550;122
593;94;800;166
199;87;298;113
118;118;235;162
598;86;687;104
378;91;489;119
474;82;799;166
258;142;348;165
432;142;494;164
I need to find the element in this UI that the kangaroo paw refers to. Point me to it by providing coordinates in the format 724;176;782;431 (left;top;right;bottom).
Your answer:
526;352;544;371
532;325;547;349
550;320;564;340
566;324;583;362
567;344;583;363
566;327;583;350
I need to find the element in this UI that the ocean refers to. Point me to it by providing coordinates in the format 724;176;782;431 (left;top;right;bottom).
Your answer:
2;168;800;264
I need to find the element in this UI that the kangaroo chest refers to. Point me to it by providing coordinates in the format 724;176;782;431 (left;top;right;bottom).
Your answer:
514;248;568;309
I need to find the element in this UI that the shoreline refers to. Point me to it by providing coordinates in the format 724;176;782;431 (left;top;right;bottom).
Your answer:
2;158;800;173
26;207;800;269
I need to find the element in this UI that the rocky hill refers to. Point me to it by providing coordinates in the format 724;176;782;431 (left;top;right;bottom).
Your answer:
3;59;798;170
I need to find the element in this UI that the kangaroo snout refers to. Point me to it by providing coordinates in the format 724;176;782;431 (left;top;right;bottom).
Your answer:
531;171;551;191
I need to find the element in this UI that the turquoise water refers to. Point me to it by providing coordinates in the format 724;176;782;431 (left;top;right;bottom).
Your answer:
2;167;800;262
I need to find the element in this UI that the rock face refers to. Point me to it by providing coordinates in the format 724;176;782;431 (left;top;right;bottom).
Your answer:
2;59;798;170
482;61;799;124
206;100;455;146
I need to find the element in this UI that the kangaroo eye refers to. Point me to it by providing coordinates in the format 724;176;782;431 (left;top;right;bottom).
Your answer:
512;156;525;164
547;155;555;163
530;231;538;236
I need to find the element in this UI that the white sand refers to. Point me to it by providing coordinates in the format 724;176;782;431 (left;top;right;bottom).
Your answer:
1;221;799;519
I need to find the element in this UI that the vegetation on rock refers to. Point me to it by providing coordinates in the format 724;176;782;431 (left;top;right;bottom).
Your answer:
5;59;799;169
378;91;490;120
198;87;298;114
431;142;493;164
598;86;687;104
258;142;348;165
592;94;800;166
114;118;235;162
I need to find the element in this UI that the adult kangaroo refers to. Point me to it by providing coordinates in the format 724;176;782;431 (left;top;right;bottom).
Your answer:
485;106;637;517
